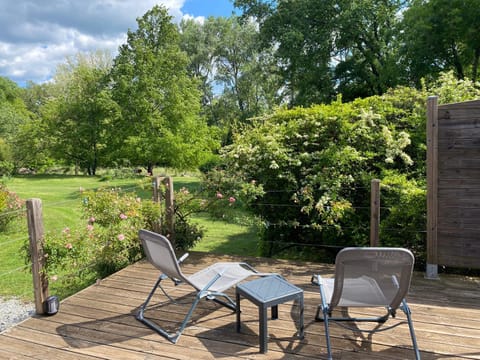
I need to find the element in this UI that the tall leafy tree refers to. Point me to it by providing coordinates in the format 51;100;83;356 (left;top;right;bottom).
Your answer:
0;77;31;141
43;50;119;175
401;0;480;84
236;0;337;106
334;0;405;100
111;5;217;172
179;17;218;116
0;76;33;173
180;16;280;145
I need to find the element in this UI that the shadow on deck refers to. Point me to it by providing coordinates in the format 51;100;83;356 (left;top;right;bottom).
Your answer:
1;252;479;359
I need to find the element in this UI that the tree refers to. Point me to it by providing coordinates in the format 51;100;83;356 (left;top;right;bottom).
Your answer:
334;0;406;100
401;0;480;84
236;0;409;103
236;0;337;106
111;5;218;173
179;17;217;118
43;50;119;175
0;77;31;141
180;16;281;145
0;76;33;173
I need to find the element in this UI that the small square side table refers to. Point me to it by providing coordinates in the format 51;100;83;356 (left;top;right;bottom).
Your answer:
235;275;304;353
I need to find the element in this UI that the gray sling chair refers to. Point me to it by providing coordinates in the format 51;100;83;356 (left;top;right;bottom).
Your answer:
311;247;420;360
137;229;265;344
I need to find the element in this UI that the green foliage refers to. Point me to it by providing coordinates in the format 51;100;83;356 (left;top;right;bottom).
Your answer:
0;184;24;231
111;5;218;172
42;187;160;284
169;187;205;250
425;71;480;104
34;180;212;291
44;51;119;175
378;172;426;264
206;74;480;262
401;0;480;84
180;16;281;144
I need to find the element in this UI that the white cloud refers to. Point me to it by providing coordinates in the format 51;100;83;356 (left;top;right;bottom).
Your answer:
0;0;187;85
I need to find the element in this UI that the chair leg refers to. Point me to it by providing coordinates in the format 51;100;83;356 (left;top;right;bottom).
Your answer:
136;274;239;344
136;274;203;344
400;299;421;360
322;307;333;360
317;282;333;360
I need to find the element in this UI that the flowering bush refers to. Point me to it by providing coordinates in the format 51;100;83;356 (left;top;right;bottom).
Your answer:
163;186;205;251
42;187;161;285
0;184;24;231
200;167;264;222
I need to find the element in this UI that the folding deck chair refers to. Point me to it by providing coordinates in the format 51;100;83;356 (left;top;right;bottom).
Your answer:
311;247;421;360
136;229;262;343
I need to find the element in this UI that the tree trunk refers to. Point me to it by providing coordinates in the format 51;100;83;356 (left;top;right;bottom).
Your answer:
472;47;479;83
451;43;464;79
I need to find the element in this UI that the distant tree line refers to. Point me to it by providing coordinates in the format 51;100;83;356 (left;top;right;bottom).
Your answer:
0;1;478;175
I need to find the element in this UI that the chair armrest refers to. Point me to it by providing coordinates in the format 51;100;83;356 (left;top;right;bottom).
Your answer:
178;253;189;265
311;274;324;286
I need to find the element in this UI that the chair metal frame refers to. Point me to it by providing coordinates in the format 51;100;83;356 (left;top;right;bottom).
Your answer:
136;229;260;344
311;247;421;360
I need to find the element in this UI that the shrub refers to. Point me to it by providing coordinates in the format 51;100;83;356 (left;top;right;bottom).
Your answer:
41;187;161;285
37;183;209;292
0;184;24;231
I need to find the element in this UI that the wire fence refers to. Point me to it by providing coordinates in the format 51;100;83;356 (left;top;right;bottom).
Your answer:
0;182;150;303
0;178;428;305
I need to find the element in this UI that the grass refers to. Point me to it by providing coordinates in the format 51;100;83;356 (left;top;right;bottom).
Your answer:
191;213;260;257
0;173;259;300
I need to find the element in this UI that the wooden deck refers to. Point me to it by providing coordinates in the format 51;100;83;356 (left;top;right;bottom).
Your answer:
1;252;480;359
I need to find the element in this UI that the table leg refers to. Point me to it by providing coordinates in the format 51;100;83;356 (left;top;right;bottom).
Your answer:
299;293;304;339
259;305;268;353
236;291;241;333
272;305;278;319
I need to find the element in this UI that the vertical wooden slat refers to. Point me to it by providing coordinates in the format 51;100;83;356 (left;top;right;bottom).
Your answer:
426;96;439;279
370;179;380;247
26;198;48;314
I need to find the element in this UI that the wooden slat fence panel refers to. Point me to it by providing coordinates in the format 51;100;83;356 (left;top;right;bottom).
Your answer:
428;97;480;269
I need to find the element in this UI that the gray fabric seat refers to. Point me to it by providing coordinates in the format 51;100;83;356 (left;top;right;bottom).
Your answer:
312;247;421;360
136;229;261;343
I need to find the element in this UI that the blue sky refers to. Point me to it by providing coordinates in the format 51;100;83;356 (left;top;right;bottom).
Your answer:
182;0;236;18
0;0;238;86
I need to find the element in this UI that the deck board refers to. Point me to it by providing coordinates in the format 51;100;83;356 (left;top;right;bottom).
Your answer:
1;252;479;359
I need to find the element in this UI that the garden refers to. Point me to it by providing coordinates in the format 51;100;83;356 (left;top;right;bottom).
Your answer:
1;1;480;302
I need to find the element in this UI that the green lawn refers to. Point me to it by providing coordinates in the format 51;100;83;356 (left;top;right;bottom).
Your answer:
0;174;259;300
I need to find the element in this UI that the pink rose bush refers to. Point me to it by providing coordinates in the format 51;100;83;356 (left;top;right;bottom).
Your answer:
41;187;161;288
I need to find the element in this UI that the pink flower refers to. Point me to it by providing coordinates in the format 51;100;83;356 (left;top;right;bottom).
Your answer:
65;243;73;249
229;197;236;203
89;216;95;223
117;234;125;241
216;192;223;199
62;227;70;234
87;224;94;232
119;213;127;220
50;275;58;282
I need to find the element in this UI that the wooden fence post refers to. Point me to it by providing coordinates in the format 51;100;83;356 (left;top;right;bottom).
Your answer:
426;96;439;279
152;176;163;233
152;176;162;203
162;177;175;246
26;198;48;315
370;179;381;247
